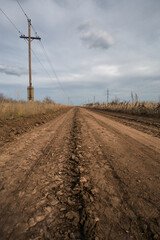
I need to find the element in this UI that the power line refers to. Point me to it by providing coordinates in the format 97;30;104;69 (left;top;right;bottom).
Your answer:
13;2;51;87
16;1;64;101
28;18;69;99
0;7;51;95
16;0;29;20
32;29;70;99
22;38;62;95
31;24;39;37
16;0;39;39
0;8;23;35
31;48;58;86
1;2;71;103
32;40;70;100
39;40;68;98
16;0;69;101
0;6;60;92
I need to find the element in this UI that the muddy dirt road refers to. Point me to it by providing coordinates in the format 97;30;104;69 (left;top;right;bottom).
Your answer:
0;108;160;240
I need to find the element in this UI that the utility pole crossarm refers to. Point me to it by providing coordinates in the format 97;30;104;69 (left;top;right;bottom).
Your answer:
20;35;41;40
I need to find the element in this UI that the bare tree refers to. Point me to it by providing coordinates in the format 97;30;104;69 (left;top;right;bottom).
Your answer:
43;97;55;104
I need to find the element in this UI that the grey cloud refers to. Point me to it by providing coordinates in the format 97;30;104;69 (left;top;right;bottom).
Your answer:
78;21;115;50
0;64;28;76
52;0;68;7
91;0;112;8
1;0;160;104
78;20;94;31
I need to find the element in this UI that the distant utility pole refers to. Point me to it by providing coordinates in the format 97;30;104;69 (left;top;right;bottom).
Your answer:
94;96;95;104
20;19;41;101
106;88;109;103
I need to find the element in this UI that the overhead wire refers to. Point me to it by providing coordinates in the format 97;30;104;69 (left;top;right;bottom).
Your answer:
0;8;43;73
31;21;69;99
0;7;57;90
21;39;61;93
31;48;60;87
22;40;63;95
15;1;54;84
0;8;23;35
39;40;68;98
1;2;71;103
16;0;29;20
16;1;70;101
31;24;39;37
16;1;41;40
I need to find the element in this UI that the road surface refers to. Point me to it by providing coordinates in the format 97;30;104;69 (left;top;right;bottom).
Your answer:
0;107;160;240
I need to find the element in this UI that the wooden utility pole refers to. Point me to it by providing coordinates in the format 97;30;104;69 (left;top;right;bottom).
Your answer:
106;88;109;103
20;19;41;101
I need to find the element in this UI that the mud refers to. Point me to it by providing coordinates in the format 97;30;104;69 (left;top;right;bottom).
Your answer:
0;107;160;239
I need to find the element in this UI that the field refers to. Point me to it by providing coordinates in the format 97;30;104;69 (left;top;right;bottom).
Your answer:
0;106;160;239
0;101;69;119
84;101;160;118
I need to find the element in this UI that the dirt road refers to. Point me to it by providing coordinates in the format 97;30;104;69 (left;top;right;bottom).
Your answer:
0;108;160;240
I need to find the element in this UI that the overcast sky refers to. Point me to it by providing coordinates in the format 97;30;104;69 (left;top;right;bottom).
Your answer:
0;0;160;105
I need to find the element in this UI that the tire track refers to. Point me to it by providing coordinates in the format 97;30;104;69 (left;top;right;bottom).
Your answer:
0;109;74;239
1;107;160;239
79;108;160;239
87;108;160;138
46;108;99;239
0;108;99;240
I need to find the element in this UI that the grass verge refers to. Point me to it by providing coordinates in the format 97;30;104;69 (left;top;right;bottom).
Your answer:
0;101;70;120
84;102;160;118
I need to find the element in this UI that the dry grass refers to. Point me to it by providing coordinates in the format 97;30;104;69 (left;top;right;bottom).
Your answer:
85;102;160;117
0;101;70;120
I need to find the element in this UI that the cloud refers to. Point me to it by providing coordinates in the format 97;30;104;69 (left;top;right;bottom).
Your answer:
1;0;160;103
78;20;94;31
81;29;115;49
0;64;28;76
92;65;120;76
78;21;115;50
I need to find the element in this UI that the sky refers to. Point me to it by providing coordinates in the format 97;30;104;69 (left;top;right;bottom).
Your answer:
0;0;160;105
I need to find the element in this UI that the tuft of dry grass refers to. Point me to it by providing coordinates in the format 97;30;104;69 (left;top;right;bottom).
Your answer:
0;101;70;120
85;102;160;117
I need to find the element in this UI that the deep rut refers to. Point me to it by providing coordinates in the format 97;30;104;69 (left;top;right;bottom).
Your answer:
49;108;98;239
13;108;98;240
67;109;98;239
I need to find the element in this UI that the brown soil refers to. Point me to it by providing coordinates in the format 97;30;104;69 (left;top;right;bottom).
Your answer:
87;108;160;138
0;108;160;240
0;108;71;147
